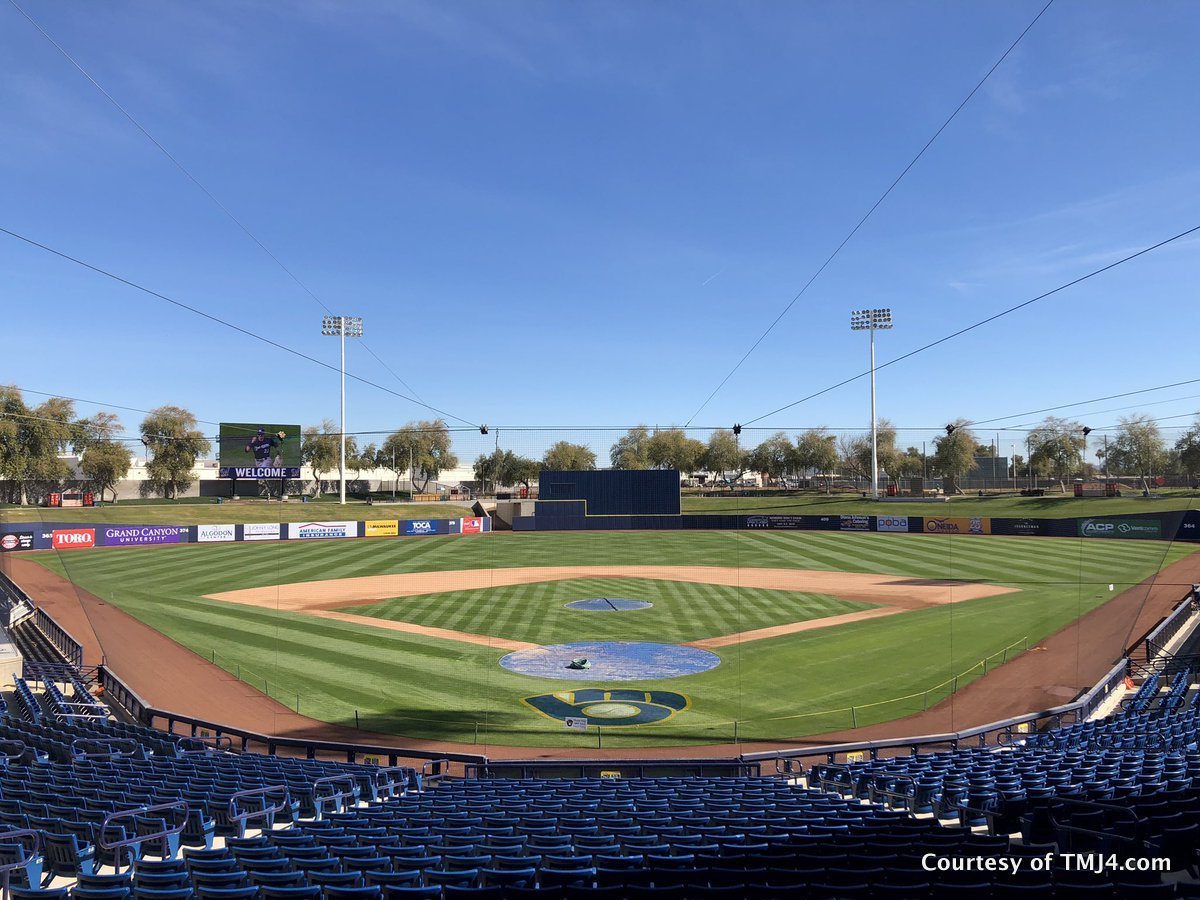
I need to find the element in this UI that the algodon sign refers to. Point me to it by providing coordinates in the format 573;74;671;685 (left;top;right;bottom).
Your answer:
103;525;187;547
197;524;236;543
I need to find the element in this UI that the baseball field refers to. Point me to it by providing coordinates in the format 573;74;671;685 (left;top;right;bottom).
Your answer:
15;526;1196;750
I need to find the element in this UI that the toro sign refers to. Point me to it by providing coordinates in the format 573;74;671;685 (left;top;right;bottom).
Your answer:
51;528;95;550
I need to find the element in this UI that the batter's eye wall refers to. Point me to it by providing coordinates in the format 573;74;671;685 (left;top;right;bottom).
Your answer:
538;470;682;516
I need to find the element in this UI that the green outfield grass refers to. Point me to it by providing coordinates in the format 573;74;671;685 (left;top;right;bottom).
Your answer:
682;489;1200;518
21;529;1197;748
353;577;874;644
0;500;472;525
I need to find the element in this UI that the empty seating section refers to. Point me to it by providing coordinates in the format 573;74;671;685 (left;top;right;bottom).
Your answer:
0;651;1196;895
11;677;43;723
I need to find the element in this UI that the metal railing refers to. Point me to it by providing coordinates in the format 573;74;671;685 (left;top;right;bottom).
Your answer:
1135;591;1200;662
97;802;186;871
742;656;1132;773
32;608;83;669
311;775;359;818
228;786;291;838
70;737;140;760
0;828;40;900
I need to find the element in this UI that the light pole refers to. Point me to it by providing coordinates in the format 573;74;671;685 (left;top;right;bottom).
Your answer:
320;315;363;505
850;308;894;499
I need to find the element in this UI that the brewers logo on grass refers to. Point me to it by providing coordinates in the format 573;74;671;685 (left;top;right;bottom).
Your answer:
523;690;689;726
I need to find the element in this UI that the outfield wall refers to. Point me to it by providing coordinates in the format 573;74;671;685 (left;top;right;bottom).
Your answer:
0;516;491;552
513;508;1200;542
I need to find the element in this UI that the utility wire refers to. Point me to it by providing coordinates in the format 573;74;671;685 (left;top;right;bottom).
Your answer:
8;0;431;407
8;387;219;424
0;226;480;428
964;379;1200;429
684;0;1057;426
743;221;1200;426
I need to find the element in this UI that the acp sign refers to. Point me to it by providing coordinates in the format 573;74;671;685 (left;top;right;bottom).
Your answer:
1079;518;1162;539
564;717;588;732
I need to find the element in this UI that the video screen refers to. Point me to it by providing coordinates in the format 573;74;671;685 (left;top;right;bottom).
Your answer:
218;422;301;478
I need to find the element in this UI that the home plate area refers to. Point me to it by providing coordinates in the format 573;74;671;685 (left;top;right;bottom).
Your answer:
522;689;690;726
499;641;721;681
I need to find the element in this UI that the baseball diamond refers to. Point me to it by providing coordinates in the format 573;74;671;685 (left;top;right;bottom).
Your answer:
6;527;1195;750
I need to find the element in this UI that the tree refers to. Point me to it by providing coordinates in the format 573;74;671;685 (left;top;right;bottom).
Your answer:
837;434;870;481
748;432;794;483
542;441;596;471
931;420;977;491
1175;415;1200;485
701;429;746;484
610;426;651;469
1106;414;1167;489
1027;417;1087;489
510;455;540;490
793;428;839;492
895;446;925;480
140;406;210;499
838;420;900;486
0;385;77;504
384;420;458;492
473;449;539;492
76;412;132;503
302;420;340;495
646;428;706;474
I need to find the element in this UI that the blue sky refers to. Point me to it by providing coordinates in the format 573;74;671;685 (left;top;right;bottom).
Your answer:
3;1;1198;463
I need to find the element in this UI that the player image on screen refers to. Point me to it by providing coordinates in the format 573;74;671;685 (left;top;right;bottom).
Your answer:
246;428;285;468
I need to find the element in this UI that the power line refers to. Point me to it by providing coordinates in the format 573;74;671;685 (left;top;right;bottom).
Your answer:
0;225;481;428
964;379;1200;429
743;221;1200;426
7;0;430;406
683;0;1057;426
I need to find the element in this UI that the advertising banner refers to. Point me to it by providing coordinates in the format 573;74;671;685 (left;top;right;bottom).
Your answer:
1079;518;1163;539
221;467;299;479
405;520;443;536
288;521;357;540
51;528;96;550
364;520;399;537
243;522;281;542
218;422;302;478
745;515;838;530
197;524;237;543
461;517;484;534
103;526;187;547
875;515;909;533
924;517;991;535
840;515;872;532
0;532;34;552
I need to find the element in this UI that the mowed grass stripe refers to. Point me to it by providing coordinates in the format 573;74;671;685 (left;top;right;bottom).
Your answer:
22;530;1197;747
353;578;874;645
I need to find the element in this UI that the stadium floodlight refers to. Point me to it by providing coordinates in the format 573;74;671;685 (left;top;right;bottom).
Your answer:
320;315;364;504
850;309;894;500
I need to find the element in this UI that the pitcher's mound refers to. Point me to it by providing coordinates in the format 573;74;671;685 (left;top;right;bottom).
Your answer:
564;598;653;611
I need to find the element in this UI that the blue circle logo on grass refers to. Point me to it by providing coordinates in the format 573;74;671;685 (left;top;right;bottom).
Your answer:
523;689;689;726
500;641;720;681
